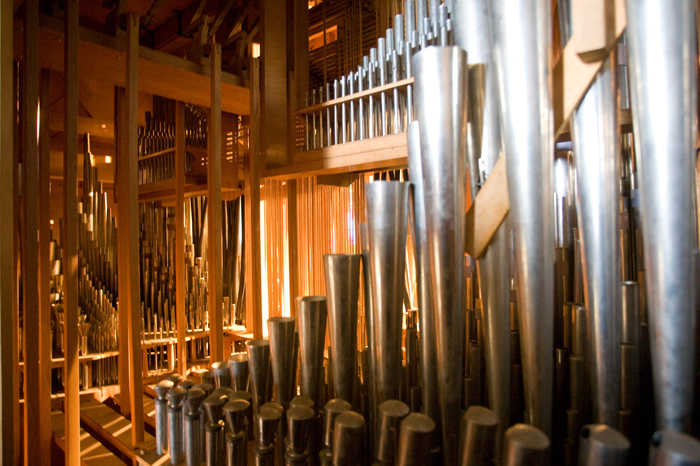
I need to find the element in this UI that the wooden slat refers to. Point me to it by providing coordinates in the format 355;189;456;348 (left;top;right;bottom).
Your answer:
51;411;123;466
38;68;52;466
0;0;17;460
571;0;616;61
209;42;224;362
175;101;187;376
63;0;81;461
22;0;41;463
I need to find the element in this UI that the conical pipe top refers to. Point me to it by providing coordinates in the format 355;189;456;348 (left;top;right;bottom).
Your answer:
203;392;228;425
323;254;361;406
212;360;232;389
246;339;271;413
287;406;315;454
396;413;436;466
154;380;173;401
412;46;468;466
267;316;297;408
323;398;353;449
184;388;206;415
224;399;250;435
256;407;282;448
297;296;328;410
365;181;410;406
167;386;186;408
228;352;250;392
332;412;366;466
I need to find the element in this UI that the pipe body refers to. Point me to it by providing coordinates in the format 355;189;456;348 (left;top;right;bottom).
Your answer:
298;296;328;410
577;424;630;466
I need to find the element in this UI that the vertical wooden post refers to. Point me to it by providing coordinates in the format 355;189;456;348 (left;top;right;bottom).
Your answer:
115;86;131;418
38;68;52;466
63;0;81;461
175;101;187;375
208;42;224;362
0;0;17;462
22;0;41;463
245;58;263;339
123;13;145;445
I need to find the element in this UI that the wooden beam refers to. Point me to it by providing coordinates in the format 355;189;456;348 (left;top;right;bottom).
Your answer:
49;113;113;139
22;0;42;463
37;68;52;466
63;0;81;461
245;58;262;338
175;101;187;375
208;42;224;362
141;0;167;28
124;13;145;445
208;0;236;41
0;0;18;461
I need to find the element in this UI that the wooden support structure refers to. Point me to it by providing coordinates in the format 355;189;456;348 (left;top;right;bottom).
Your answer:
209;42;224;361
63;0;81;461
0;0;17;461
245;57;263;338
175;101;188;375
22;0;41;463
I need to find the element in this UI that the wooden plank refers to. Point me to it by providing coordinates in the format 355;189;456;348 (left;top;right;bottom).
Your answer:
0;0;17;460
126;13;145;445
571;0;616;61
245;58;263;338
63;0;81;461
38;67;52;466
176;101;187;376
51;411;124;466
22;0;41;463
209;42;224;362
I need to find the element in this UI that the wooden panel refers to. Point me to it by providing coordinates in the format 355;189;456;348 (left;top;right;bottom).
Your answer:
51;411;123;466
208;43;224;362
175;101;187;376
571;0;616;61
0;0;17;460
63;0;81;461
22;0;41;463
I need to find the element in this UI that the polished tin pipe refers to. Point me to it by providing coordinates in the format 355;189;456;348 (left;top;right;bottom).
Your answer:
185;388;206;466
229;352;250;392
286;406;315;465
488;0;554;436
360;223;378;446
320;399;352;466
255;407;282;466
459;406;498;466
376;400;411;464
155;380;173;455
406;123;440;433
577;424;630;466
571;56;621;428
224;399;249;466
323;254;361;405
213;360;233;389
396;413;436;466
413;46;468;465
247;340;272;414
649;431;700;466
365;182;410;407
332;411;366;466
625;0;698;432
231;390;255;441
298;296;328;410
268;317;297;408
168;387;187;465
204;392;228;466
502;424;550;466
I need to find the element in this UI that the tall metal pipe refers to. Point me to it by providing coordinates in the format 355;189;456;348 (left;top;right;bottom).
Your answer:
459;406;498;466
502;424;550;466
155;380;173;455
571;56;622;428
360;223;378;450
396;413;436;466
247;340;272;414
298;296;328;410
487;0;554;436
412;46;468;465
577;424;630;466
224;399;249;466
406;123;440;433
268;317;297;408
323;254;361;405
649;431;700;466
229;352;250;392
625;0;698;432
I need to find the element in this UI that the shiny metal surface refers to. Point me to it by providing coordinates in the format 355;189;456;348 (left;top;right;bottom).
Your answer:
246;340;271;414
167;387;187;464
332;411;366;466
576;424;630;466
396;413;436;466
229;353;250;393
502;424;550;466
267;317;296;408
155;380;173;455
625;0;698;432
649;431;700;466
459;406;498;466
323;254;361;405
406;123;440;432
412;46;468;465
185;388;206;466
365;181;410;407
213;360;233;389
297;296;328;410
377;400;411;463
571;57;621;428
224;399;249;466
360;223;378;446
286;406;314;462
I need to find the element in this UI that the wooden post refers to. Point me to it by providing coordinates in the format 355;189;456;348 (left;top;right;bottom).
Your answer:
0;0;17;460
175;101;187;375
208;42;224;362
122;13;145;445
22;0;41;463
245;58;263;338
63;0;81;461
38;68;52;466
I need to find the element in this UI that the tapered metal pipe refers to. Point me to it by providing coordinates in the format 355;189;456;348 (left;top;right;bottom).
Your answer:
413;46;468;465
204;392;228;466
376;400;410;464
488;0;554;437
298;296;328;410
649;431;700;466
168;386;187;464
268;317;296;408
396;413;436;466
459;406;498;466
360;223;378;449
231;390;255;441
185;388;206;466
406;123;440;433
577;424;630;466
224;399;249;466
571;56;621;428
625;0;697;432
286;406;315;465
247;340;271;414
229;353;250;392
213;360;233;389
332;412;366;466
502;424;550;466
155;380;173;455
320;399;353;466
323;254;361;405
255;407;282;466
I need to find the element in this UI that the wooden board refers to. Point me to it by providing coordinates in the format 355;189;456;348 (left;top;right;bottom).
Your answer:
51;411;123;466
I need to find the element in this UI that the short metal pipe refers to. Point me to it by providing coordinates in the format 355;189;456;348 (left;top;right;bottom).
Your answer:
577;424;630;466
649;431;700;466
459;406;498;466
396;413;436;466
502;424;550;466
